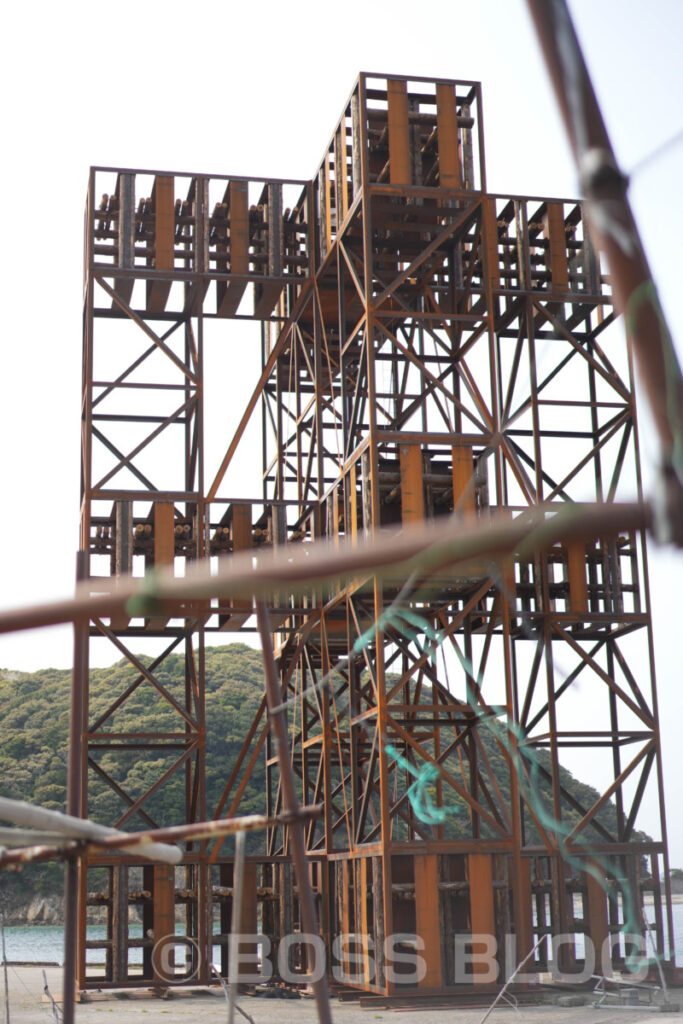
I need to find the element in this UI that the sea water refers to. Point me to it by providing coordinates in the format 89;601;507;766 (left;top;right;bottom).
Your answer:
1;923;223;966
3;906;683;967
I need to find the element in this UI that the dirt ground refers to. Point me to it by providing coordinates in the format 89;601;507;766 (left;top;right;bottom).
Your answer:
2;967;682;1024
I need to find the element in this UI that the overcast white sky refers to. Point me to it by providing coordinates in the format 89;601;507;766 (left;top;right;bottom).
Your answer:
1;0;682;859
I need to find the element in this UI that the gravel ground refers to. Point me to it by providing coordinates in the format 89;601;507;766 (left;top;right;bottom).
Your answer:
2;967;682;1024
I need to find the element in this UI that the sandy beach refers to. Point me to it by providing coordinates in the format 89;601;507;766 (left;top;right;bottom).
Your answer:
2;966;683;1024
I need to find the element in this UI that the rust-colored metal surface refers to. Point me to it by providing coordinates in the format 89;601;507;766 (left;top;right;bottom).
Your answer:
76;73;674;995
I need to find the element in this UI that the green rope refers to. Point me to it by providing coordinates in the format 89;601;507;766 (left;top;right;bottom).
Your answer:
385;742;459;826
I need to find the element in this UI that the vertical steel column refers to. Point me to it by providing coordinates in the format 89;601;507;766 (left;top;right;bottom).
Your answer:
63;551;88;1023
256;602;332;1024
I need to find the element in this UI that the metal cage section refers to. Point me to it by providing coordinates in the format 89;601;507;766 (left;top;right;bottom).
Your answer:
78;73;673;994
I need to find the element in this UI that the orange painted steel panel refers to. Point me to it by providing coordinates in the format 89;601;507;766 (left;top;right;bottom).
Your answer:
359;857;372;986
332;485;341;549
415;854;443;988
154;176;175;269
153;863;175;983
147;175;174;313
468;854;495;983
241;861;258;934
232;503;252;552
335;128;348;224
499;507;516;601
236;861;258;976
311;618;348;637
341;859;352;980
229;180;249;275
451;445;475;518
515;858;533;963
148;502;175;629
324;153;333;251
349;464;358;544
567;540;588;612
400;445;424;524
154;502;175;566
482;198;501;292
223;504;253;627
586;872;609;970
544;203;569;293
217;180;248;317
436;83;461;188
387;80;411;185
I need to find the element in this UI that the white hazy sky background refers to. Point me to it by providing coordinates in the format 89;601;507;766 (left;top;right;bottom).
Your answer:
1;1;682;858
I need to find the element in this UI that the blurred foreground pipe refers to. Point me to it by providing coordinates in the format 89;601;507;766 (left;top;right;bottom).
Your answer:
0;798;181;865
525;0;683;543
0;501;653;635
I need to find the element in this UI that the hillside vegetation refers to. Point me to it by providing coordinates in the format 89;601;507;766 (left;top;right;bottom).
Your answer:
0;644;266;913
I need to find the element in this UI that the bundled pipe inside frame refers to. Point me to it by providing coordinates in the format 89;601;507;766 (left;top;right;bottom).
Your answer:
67;70;679;996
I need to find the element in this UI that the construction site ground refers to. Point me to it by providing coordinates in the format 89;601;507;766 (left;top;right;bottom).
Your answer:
3;967;682;1023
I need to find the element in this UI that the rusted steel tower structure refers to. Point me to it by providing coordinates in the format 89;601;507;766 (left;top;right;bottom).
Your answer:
78;73;673;994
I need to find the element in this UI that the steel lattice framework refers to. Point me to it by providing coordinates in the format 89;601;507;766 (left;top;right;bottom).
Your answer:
77;73;673;995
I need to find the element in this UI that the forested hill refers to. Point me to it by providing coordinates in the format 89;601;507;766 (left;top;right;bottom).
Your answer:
0;644;267;917
0;644;267;828
0;643;644;919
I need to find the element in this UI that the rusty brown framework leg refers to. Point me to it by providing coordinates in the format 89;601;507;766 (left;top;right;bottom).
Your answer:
63;550;88;1022
256;600;333;1024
